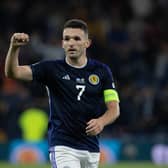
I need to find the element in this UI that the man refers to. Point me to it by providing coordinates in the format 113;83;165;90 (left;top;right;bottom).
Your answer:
5;19;120;168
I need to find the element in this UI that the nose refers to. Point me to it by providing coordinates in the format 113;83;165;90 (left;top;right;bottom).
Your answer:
68;38;75;45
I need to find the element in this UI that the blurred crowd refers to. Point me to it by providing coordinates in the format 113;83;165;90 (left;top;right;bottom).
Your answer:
0;0;168;142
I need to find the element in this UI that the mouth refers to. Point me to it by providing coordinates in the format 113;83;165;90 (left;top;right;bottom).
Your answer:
67;49;78;55
68;47;77;51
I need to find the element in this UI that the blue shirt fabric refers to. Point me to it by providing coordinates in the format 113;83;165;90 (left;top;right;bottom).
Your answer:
30;58;115;152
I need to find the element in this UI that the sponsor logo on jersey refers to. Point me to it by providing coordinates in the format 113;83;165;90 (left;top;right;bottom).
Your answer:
88;74;100;85
62;74;70;80
76;78;85;84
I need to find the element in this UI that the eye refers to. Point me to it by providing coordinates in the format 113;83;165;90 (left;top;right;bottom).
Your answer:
64;36;70;41
74;36;81;41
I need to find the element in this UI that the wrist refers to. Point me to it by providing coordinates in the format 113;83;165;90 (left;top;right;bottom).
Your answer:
10;44;20;50
98;117;106;128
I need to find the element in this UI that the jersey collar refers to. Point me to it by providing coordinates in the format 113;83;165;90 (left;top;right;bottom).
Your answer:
65;57;88;69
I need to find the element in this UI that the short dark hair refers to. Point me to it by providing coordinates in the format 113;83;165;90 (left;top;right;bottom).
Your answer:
63;19;88;35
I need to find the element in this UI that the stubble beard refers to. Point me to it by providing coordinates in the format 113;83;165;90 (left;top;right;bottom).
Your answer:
67;50;83;61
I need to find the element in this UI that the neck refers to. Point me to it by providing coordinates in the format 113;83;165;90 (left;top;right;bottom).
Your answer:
65;55;87;68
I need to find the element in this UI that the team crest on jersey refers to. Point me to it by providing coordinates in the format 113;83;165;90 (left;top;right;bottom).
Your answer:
88;74;100;85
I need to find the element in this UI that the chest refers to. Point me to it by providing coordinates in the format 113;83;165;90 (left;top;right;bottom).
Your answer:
49;66;103;98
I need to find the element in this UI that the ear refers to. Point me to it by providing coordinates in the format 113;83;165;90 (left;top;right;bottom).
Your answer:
62;40;64;49
85;39;92;48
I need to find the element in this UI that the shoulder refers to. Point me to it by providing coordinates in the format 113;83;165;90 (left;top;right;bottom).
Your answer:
89;59;111;72
43;59;64;65
89;59;108;68
32;59;64;67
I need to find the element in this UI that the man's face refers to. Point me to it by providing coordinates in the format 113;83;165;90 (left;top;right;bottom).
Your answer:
62;28;90;59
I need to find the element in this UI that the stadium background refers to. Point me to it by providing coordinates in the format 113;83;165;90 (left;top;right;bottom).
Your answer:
0;0;168;167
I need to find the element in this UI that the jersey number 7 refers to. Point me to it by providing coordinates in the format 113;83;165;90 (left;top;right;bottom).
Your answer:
76;85;86;101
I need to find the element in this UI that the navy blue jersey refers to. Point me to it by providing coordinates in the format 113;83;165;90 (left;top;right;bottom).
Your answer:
30;58;116;152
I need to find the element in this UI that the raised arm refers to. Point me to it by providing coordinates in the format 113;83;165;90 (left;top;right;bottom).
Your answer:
5;33;33;81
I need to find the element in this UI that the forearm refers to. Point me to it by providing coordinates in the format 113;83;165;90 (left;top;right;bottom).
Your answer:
86;102;120;136
5;45;20;78
99;102;120;127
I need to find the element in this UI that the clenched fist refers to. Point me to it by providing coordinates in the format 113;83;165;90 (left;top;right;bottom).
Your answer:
10;33;29;47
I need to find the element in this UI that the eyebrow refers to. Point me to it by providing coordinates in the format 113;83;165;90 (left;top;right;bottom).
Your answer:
63;35;81;39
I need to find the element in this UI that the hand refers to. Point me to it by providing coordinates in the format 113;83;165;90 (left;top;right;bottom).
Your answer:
86;118;104;136
10;33;29;47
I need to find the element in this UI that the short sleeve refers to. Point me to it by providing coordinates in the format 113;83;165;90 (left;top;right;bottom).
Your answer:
102;65;116;90
30;61;48;85
102;65;119;102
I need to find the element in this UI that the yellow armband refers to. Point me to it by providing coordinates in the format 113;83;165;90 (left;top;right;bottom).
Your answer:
104;89;119;103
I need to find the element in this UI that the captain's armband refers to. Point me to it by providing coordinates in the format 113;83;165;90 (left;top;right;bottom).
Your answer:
103;89;119;103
